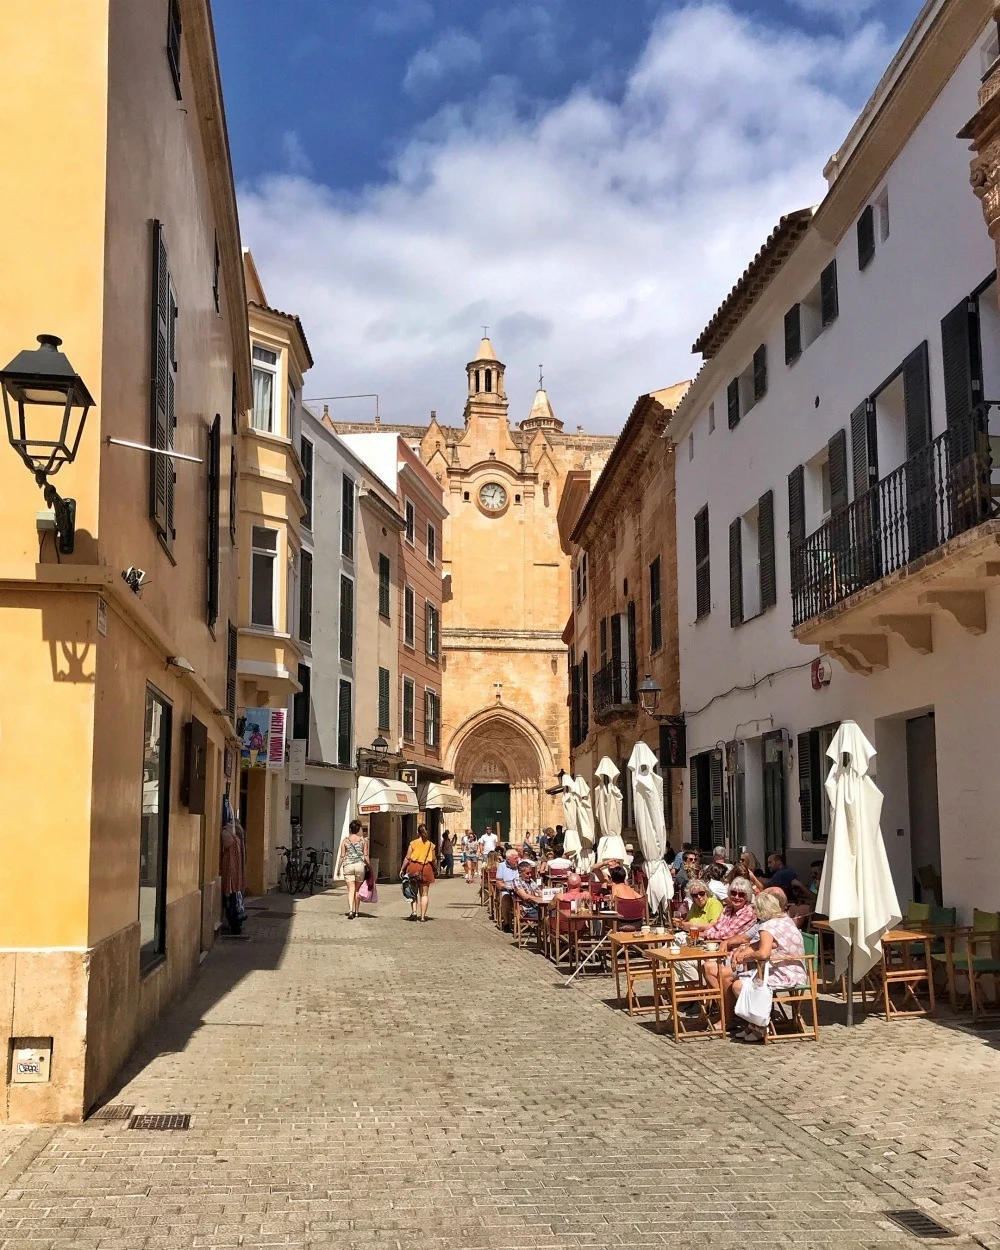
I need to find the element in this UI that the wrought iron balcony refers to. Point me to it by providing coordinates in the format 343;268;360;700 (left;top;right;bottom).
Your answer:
791;412;996;627
593;660;635;720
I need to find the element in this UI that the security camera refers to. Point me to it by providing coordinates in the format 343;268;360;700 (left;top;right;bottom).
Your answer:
122;566;148;595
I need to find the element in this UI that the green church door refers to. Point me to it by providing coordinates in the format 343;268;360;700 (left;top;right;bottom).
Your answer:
471;784;511;839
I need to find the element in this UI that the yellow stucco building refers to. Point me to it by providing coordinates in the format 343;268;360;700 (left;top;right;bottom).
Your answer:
0;0;249;1121
333;339;616;835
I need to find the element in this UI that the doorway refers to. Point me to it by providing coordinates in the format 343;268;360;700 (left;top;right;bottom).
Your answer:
472;783;510;838
906;713;942;903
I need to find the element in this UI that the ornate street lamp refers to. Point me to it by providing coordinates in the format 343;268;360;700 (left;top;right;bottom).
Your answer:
1;334;94;554
637;673;662;715
371;734;389;758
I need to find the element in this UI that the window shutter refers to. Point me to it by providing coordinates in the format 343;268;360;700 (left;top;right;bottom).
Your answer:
758;489;776;609
902;342;931;457
797;731;814;837
851;400;875;499
337;680;352;766
787;465;805;599
165;275;177;544
941;297;982;462
784;305;801;366
694;506;711;619
425;601;439;660
149;221;170;537
206;414;221;627
610;613;623;703
570;663;581;745
903;342;935;559
293;663;311;746
827;429;848;514
342;474;355;559
300;437;313;529
599;616;607;667
226;621;238;717
689;762;699;845
377;668;390;731
709;751;724;843
403;679;414;741
649;557;662;653
166;0;182;97
820;260;839;326
729;517;743;627
727;378;740;429
580;652;589;739
378;554;391;617
857;204;875;271
753;344;768;402
626;600;637;702
299;550;313;644
340;575;354;661
229;374;238;544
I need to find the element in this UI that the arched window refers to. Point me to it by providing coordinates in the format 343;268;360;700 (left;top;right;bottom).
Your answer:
485;369;492;393
475;370;480;393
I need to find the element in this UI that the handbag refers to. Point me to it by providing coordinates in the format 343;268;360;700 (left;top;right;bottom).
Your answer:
359;867;378;904
401;875;416;901
734;966;772;1029
233;890;248;923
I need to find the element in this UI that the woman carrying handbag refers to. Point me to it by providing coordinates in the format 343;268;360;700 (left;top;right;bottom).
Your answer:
337;820;370;919
401;823;437;923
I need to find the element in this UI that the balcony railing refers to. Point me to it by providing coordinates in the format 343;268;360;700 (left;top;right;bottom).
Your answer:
791;412;996;627
593;660;635;718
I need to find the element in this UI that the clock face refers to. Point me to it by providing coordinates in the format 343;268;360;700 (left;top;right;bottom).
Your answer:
478;482;508;511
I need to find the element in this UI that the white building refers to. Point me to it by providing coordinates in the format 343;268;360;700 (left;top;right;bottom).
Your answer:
670;0;1000;916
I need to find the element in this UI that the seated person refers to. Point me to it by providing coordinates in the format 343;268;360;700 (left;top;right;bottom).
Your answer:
725;889;809;1043
546;851;574;873
808;859;823;894
672;841;694;871
604;864;642;902
705;861;730;901
727;850;760;883
559;871;588;904
512;860;542;918
690;877;758;996
785;880;815;928
495;849;521;931
750;851;804;895
674;849;701;893
684;879;723;928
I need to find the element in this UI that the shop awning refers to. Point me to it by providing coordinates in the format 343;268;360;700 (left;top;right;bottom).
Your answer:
418;782;464;812
356;775;419;815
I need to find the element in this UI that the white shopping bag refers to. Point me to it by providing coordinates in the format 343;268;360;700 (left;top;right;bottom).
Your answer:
734;967;772;1029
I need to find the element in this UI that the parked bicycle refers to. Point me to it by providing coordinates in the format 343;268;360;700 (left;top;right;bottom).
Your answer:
294;847;319;895
276;845;300;894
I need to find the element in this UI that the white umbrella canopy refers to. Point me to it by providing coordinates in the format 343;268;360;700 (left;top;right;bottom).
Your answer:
815;721;901;985
628;741;673;914
573;775;597;870
594;757;627;861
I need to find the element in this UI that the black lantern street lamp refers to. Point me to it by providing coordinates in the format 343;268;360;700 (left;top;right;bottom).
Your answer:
637;673;662;715
1;334;94;554
371;734;389;758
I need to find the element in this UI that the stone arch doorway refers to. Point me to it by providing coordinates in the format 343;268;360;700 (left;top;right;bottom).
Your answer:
449;708;554;838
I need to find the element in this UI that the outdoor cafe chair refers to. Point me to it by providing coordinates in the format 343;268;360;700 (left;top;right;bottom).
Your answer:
764;932;820;1043
550;899;585;969
513;898;541;950
612;895;648;933
931;908;1000;1020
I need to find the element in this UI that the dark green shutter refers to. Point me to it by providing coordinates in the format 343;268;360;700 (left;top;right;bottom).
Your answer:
903;342;935;558
758;489;776;609
798;731;814;836
626;600;637;702
403;679;414;741
727;378;740;429
378;554;391;617
729;517;743;627
851;400;876;499
784;305;801;366
341;474;355;558
857;205;875;270
610;613;623;703
828;429;848;513
709;751;724;844
688;761;699;845
301;437;313;529
165;274;177;544
226;621;237;718
340;575;354;661
695;507;711;618
821;260;839;325
377;667;390;731
570;663;581;745
149;222;170;537
293;663;311;746
206;414;221;627
941;297;982;462
299;550;313;643
787;465;805;600
649;557;662;653
753;344;768;402
337;679;352;766
580;652;589;739
599;616;607;667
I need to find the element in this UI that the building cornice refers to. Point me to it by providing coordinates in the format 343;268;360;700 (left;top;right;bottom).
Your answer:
399;460;448;519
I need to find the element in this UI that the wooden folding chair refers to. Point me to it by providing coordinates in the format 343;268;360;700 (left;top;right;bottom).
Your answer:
765;933;820;1043
513;898;541;949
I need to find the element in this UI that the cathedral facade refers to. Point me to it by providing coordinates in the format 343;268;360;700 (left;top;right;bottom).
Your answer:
333;338;616;838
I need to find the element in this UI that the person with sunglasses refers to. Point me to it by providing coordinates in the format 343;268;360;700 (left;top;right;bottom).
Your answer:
695;878;758;1009
683;879;723;929
674;850;701;893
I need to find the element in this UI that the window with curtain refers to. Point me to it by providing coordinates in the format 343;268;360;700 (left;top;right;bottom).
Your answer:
250;526;277;628
251;345;278;432
424;689;440;748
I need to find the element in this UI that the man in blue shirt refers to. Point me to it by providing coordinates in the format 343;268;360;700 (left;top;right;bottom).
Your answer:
496;849;521;931
763;851;803;895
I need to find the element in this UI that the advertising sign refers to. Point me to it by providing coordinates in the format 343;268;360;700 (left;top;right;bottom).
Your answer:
242;707;287;771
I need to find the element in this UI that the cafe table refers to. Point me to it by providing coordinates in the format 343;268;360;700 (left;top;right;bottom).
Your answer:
810;920;935;1019
609;930;672;1015
648;944;729;1042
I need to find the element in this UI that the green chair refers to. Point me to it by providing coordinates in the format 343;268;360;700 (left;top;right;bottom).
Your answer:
909;904;957;960
767;932;820;1042
932;909;1000;1018
905;900;931;925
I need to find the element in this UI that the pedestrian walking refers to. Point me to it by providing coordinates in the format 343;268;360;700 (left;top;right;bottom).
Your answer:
462;829;479;883
336;820;370;919
402;822;437;922
220;793;247;935
441;828;455;878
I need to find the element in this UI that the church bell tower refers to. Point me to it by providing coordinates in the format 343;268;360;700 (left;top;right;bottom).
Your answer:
464;336;509;425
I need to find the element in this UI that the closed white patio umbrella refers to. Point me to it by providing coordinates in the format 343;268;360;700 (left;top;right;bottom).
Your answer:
628;741;673;917
815;720;901;1024
595;757;627;861
573;775;597;871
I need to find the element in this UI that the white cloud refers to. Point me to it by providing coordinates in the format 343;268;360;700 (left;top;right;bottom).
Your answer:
786;0;881;26
371;0;434;36
403;30;483;97
239;4;895;433
280;130;313;177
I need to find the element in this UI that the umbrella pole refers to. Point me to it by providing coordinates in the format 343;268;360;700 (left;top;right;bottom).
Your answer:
846;947;854;1028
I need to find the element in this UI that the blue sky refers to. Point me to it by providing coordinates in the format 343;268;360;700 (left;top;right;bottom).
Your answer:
214;0;926;430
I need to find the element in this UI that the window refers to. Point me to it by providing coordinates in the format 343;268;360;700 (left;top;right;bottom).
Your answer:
730;490;776;627
378;553;391;618
798;724;838;841
694;506;711;619
426;521;437;565
485;368;492;393
377;667;390;731
212;234;220;313
251;344;278;432
337;679;352;767
402;677;415;742
982;22;1000;77
206;414;221;628
300;437;313;530
250;526;277;629
649;556;662;653
424;689;440;748
226;621;237;717
708;402;716;434
341;474;355;559
575;555;589;606
149;221;177;550
581;552;588;600
599;616;608;668
688;432;694;462
139;686;171;972
404;585;415;646
426;601;440;661
857;204;876;271
784;304;802;366
287;385;297;444
875;187;890;244
404;499;415;544
166;0;182;98
293;663;311;747
299;549;313;643
339;574;354;662
579;652;589;742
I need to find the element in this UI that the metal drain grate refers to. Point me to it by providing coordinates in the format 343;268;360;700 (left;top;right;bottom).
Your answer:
128;1113;191;1131
90;1103;134;1122
884;1210;955;1239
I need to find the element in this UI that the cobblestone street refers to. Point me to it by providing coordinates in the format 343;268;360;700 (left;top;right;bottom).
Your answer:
2;877;999;1250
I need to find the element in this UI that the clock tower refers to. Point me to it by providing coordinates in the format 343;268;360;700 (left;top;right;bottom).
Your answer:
464;337;508;426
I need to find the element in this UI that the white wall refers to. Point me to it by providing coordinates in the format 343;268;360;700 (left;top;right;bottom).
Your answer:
672;29;1000;917
339;431;401;493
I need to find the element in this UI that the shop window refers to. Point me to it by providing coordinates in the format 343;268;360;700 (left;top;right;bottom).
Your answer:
139;686;172;972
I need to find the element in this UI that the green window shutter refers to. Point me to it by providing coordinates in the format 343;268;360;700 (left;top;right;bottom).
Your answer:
570;664;581;746
941;297;982;463
694;506;710;619
226;621;237;718
337;680;352;767
827;429;848;514
787;465;805;600
300;437;313;529
378;554;391;618
857;205;875;271
599;616;607;667
377;667;390;731
727;378;740;429
165;274;177;546
729;517;743;628
149;221;170;537
341;474;355;559
709;751;724;844
206;414;221;627
339;575;354;661
299;550;313;644
580;652;589;740
626;600;637;703
820;260;839;326
689;761;699;845
753;344;768;403
229;375;238;545
784;305;801;366
403;679;414;742
610;613;623;703
293;663;311;746
758;489;776;609
798;730;822;840
851;400;876;500
648;556;662;653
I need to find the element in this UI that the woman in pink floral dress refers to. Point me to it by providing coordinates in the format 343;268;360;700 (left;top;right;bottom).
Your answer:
727;890;808;1042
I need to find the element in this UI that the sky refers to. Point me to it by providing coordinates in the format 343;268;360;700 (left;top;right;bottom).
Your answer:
214;0;926;433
